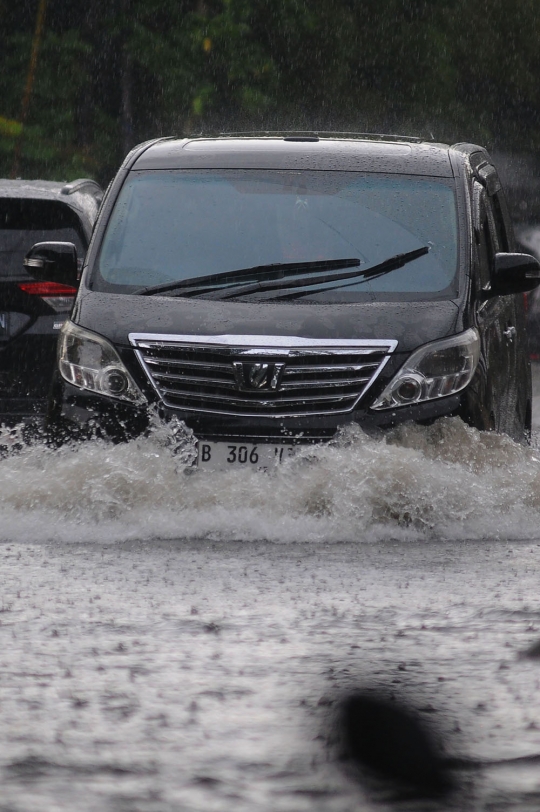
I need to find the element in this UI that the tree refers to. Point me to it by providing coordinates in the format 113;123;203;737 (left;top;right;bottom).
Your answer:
1;0;540;183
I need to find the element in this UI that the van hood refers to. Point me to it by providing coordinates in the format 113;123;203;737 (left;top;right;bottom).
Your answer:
74;292;462;355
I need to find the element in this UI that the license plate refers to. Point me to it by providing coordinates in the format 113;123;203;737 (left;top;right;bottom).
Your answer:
197;441;296;471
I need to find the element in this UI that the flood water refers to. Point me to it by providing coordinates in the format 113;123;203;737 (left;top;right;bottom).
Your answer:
2;373;540;810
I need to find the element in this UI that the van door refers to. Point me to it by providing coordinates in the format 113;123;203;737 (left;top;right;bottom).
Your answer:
473;180;517;434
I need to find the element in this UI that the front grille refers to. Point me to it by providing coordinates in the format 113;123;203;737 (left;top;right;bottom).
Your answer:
129;333;396;418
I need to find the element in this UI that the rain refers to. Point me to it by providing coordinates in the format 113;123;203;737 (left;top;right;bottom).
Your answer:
3;2;540;810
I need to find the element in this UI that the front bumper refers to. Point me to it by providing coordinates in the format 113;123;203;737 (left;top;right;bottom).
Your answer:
47;374;463;444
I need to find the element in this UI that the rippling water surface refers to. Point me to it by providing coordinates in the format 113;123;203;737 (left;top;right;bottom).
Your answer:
2;381;540;810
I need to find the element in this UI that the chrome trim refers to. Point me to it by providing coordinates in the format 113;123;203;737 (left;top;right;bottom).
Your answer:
153;371;237;387
280;376;372;390
159;386;352;405
144;357;231;370
129;333;397;418
129;333;397;351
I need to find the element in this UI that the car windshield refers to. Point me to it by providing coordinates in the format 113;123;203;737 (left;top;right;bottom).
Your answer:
94;169;459;302
0;199;85;280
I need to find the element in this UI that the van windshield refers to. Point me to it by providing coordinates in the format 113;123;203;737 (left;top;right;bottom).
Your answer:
94;169;459;302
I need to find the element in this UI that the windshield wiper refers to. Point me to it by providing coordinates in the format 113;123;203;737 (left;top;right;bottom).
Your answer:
266;246;432;300
207;246;429;300
133;258;361;296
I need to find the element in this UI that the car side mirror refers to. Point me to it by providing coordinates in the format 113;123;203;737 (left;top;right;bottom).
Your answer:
24;241;79;287
487;252;540;297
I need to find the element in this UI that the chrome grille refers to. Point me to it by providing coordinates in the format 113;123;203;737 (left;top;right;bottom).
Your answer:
129;333;396;418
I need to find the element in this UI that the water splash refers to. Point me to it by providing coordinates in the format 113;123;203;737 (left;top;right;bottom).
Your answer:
1;417;539;544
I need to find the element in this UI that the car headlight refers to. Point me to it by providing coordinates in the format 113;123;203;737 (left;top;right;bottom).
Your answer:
371;328;480;410
58;321;145;403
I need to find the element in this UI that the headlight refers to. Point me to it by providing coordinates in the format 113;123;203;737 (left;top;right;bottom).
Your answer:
58;321;145;403
371;328;480;410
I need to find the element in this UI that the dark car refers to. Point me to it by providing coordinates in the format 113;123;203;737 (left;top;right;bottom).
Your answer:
30;135;540;467
486;153;540;359
0;178;103;426
514;223;540;357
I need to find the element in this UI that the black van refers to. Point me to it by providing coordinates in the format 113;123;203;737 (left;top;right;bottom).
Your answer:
27;135;540;467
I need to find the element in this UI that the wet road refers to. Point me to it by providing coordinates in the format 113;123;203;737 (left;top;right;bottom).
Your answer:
2;374;540;809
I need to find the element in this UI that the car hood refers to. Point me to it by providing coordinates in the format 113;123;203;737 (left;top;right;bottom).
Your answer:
73;292;462;355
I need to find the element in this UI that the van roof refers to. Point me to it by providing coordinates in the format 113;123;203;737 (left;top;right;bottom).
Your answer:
131;135;456;177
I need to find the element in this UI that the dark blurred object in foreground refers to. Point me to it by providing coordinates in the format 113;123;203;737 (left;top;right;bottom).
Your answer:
519;638;540;659
341;692;452;797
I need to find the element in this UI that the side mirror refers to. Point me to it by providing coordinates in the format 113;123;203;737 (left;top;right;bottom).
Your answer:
487;252;540;297
24;241;79;287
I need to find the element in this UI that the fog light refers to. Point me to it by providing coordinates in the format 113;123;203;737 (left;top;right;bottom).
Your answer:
394;376;422;404
101;367;128;396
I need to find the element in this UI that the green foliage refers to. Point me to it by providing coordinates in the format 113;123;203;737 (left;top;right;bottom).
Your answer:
1;0;540;183
0;29;94;179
